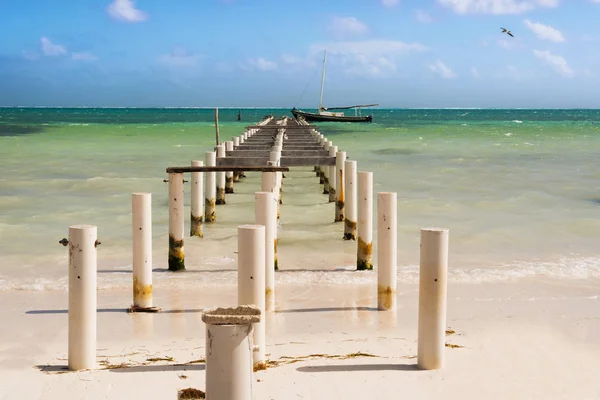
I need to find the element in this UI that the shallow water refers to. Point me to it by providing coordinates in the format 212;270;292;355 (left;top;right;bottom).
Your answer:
1;108;600;291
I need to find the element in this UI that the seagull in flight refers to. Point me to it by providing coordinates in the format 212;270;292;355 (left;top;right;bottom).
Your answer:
501;27;514;37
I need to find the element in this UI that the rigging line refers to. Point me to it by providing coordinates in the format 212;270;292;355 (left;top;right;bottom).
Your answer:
293;65;321;108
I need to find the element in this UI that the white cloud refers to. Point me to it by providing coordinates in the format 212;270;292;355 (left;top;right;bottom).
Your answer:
328;17;368;38
72;52;97;61
523;19;565;42
532;49;574;77
382;0;399;7
247;57;277;71
106;0;148;22
415;9;433;22
428;60;456;78
437;0;558;14
159;47;201;68
40;37;67;56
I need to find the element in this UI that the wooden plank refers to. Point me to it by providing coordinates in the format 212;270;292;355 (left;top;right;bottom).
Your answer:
166;166;289;173
216;156;335;167
227;150;329;157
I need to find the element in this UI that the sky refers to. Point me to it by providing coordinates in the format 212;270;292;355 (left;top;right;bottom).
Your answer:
1;0;600;108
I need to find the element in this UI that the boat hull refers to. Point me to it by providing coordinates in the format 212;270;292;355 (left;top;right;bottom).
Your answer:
291;109;373;123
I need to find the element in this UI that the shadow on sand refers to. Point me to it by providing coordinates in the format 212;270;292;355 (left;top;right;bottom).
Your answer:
296;363;419;373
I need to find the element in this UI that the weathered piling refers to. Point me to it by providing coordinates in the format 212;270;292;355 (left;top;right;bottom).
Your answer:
262;162;279;271
237;225;266;370
216;144;226;204
68;224;97;371
168;172;185;271
417;227;449;370
323;140;333;193
202;305;260;400
190;160;204;237
269;150;282;215
233;137;241;182
335;151;346;221
328;145;338;202
225;141;235;193
377;192;397;310
343;160;357;240
131;193;155;312
205;151;216;222
357;172;373;270
255;192;277;312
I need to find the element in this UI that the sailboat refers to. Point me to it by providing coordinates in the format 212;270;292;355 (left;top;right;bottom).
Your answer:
291;50;378;123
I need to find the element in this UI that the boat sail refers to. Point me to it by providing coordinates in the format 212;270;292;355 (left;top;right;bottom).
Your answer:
291;50;378;123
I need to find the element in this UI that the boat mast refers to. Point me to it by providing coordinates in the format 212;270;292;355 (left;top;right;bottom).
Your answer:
318;50;327;112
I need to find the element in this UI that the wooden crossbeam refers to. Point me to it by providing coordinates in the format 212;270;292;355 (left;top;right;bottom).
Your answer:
227;150;329;157
216;156;335;167
166;166;289;173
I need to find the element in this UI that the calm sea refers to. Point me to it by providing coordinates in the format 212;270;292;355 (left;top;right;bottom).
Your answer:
1;107;599;292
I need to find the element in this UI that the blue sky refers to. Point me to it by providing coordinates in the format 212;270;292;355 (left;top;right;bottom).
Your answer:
2;0;600;108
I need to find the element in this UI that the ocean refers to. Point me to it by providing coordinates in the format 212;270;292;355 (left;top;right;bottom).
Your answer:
1;107;599;292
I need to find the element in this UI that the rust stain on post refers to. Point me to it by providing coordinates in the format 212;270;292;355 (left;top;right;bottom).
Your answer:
357;236;373;270
133;276;152;300
377;286;395;310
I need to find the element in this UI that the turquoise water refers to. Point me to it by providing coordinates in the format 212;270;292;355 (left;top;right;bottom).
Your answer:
1;108;599;291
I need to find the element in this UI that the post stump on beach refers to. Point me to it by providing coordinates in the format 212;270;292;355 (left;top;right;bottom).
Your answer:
237;225;266;370
205;151;217;222
417;227;449;370
131;193;157;312
377;192;397;310
262;162;279;271
335;151;346;221
190;160;204;238
255;192;277;312
225;141;235;193
68;224;97;371
168;172;185;271
328;146;338;202
216;144;226;204
343;160;357;240
202;306;260;400
357;172;373;270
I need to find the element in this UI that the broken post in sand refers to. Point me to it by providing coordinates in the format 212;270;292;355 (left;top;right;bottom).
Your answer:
417;227;449;370
130;193;157;312
190;160;204;237
237;225;266;370
335;151;346;222
357;172;373;270
216;144;226;204
68;224;97;371
202;305;261;400
168;172;185;271
204;151;216;223
377;192;397;310
343;160;357;240
255;192;278;311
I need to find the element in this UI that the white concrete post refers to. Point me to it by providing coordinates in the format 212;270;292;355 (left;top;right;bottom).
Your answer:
323;141;333;193
377;192;397;310
68;224;97;371
237;225;266;369
417;228;449;370
202;305;261;400
328;146;338;202
335;151;346;221
357;172;373;270
255;192;277;312
269;151;282;216
190;160;204;238
232;137;241;182
132;193;154;310
168;172;185;271
343;160;357;240
262;162;279;270
216;144;226;204
225;141;234;193
205;151;216;222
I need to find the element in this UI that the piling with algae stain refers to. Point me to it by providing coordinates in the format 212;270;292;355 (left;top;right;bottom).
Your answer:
356;237;373;270
204;198;216;222
335;170;345;221
216;187;226;204
344;219;356;240
225;176;234;194
190;214;204;238
328;186;336;202
274;238;278;271
168;235;185;271
377;286;395;310
133;276;152;301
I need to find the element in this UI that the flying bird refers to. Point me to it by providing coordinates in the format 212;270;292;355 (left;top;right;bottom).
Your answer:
501;27;514;37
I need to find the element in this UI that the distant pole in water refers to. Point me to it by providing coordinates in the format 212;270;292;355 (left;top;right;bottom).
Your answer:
237;109;242;121
215;108;220;146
